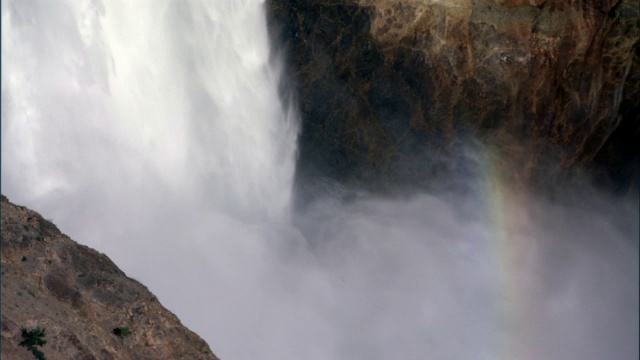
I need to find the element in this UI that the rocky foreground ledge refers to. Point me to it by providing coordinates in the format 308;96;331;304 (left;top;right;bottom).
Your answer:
1;195;219;360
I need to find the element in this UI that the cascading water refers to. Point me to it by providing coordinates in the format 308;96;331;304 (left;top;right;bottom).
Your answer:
2;1;638;360
2;0;297;222
3;0;300;356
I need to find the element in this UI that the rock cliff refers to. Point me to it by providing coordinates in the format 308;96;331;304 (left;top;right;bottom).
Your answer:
1;195;219;360
267;0;639;199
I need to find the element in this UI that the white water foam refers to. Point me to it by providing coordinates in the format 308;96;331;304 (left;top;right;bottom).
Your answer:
2;0;297;222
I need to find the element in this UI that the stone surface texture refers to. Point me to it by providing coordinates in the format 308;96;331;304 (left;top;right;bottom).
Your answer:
1;195;219;360
267;0;639;196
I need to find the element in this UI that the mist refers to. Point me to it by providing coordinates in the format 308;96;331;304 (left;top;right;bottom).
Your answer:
2;1;638;359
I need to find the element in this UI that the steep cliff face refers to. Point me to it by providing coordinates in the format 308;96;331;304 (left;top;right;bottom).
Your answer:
1;195;219;360
267;0;639;198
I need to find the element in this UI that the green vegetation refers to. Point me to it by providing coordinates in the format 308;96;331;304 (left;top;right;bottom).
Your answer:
113;327;132;339
21;256;28;262
19;327;47;360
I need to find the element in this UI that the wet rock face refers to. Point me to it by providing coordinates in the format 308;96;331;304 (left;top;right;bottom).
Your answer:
267;0;639;198
1;195;219;360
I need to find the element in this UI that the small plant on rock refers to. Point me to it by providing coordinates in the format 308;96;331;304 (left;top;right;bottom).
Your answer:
19;327;47;360
113;327;132;339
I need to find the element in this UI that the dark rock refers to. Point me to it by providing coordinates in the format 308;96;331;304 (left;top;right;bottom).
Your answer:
267;0;640;200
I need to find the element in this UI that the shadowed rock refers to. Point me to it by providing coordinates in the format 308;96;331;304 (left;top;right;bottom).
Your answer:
266;0;639;200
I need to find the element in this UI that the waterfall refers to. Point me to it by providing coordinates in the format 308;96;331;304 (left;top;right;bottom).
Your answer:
2;2;302;355
2;1;637;360
2;0;297;222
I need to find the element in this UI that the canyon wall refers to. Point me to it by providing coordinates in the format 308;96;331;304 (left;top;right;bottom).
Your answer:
267;0;639;198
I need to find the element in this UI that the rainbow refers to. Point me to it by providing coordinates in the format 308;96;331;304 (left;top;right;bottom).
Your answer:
478;145;542;360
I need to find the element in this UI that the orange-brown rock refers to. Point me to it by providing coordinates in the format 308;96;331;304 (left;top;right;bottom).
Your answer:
1;195;219;360
267;0;639;197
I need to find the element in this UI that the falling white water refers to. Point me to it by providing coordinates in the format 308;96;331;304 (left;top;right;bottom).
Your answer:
2;1;638;360
2;0;297;222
